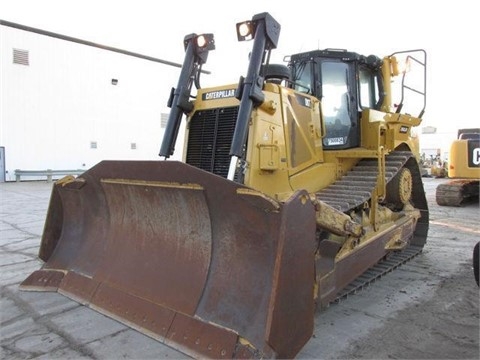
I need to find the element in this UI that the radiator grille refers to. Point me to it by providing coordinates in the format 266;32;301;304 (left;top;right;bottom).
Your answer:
186;106;239;179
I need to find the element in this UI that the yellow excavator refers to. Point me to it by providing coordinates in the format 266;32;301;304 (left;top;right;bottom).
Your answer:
436;128;480;206
20;12;429;359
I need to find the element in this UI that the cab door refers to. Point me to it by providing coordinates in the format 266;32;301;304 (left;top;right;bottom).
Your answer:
317;60;359;149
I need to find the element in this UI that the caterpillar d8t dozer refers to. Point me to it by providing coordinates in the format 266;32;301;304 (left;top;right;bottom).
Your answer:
21;12;429;359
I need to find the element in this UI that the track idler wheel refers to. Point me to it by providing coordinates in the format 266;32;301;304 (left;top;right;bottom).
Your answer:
386;167;413;208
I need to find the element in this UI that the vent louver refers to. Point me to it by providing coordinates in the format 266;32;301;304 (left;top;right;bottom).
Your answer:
13;49;29;66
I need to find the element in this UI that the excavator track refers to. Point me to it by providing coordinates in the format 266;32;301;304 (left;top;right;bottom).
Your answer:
315;150;427;304
436;179;480;206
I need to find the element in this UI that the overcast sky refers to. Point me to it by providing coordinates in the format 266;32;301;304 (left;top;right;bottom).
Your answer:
1;0;479;137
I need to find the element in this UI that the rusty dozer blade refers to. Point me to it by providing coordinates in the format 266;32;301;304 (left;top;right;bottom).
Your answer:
20;160;316;359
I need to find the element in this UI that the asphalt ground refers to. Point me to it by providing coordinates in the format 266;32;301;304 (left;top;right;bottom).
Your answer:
1;178;479;359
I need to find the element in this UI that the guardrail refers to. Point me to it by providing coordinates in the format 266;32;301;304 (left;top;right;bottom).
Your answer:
14;169;84;183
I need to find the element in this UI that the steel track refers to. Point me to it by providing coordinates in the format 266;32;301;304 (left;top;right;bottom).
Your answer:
332;244;423;303
315;150;413;211
314;150;426;304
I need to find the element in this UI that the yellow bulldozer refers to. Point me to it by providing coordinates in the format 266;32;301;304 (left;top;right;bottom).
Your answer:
436;128;480;206
20;12;429;359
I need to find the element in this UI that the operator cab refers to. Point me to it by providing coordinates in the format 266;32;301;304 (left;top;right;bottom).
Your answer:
288;49;384;150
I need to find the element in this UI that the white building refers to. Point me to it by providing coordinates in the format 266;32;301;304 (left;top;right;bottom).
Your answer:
0;20;189;182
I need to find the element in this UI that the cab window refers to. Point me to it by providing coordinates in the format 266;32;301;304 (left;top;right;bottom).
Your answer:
292;61;313;94
359;67;379;109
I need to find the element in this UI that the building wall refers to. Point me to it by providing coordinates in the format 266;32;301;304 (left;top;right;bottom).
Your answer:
0;24;187;181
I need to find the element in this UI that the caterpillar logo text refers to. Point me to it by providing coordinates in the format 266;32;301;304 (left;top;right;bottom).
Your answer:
202;89;236;100
473;148;480;166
